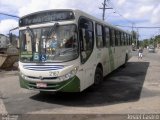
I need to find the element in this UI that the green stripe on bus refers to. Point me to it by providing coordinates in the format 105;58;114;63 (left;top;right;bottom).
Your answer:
60;76;80;92
19;75;80;92
108;47;115;71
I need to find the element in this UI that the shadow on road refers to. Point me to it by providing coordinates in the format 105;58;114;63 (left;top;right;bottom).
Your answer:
31;61;149;107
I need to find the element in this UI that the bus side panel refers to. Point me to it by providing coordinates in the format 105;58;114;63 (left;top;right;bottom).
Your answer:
108;47;115;72
127;45;132;60
78;51;96;91
115;46;126;68
101;48;110;76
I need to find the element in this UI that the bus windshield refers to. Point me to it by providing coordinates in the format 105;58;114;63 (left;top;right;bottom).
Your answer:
20;24;78;62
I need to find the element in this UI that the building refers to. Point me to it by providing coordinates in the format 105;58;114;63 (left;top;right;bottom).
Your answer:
0;34;9;49
10;34;19;48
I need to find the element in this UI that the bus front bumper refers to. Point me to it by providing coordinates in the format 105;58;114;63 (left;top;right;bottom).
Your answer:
19;75;80;92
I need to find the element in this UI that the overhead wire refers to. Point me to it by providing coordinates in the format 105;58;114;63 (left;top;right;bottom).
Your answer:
0;12;20;18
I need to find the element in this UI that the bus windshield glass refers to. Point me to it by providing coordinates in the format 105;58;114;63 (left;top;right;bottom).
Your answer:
20;24;78;62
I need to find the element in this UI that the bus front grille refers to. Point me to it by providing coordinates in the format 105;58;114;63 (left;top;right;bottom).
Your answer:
27;82;61;90
27;76;58;80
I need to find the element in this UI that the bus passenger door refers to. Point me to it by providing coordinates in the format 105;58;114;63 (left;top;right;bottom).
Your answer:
79;18;95;90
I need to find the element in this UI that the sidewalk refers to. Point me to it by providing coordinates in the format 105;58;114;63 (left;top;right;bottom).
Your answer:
156;48;160;54
0;70;18;77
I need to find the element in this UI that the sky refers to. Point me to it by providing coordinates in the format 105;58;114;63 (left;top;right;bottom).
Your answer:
0;0;160;40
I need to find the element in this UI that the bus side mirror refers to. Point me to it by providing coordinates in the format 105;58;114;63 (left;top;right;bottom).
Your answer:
9;26;19;47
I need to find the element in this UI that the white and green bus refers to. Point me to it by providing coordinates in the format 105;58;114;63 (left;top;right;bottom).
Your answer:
19;9;132;92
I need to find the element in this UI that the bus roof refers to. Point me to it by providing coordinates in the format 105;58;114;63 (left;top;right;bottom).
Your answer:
74;9;131;35
20;9;131;35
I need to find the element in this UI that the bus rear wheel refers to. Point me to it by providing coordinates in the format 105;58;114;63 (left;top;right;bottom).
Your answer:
94;67;103;85
122;54;128;68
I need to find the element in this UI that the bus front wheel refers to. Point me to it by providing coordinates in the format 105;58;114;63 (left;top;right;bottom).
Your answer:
94;67;103;85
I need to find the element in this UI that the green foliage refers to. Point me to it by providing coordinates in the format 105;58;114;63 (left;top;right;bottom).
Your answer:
155;35;160;44
141;34;160;48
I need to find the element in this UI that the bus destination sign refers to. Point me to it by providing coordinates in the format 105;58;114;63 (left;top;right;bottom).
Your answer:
19;11;75;27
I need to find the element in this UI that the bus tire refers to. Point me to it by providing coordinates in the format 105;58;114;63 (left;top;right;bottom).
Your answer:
94;67;103;85
122;54;128;67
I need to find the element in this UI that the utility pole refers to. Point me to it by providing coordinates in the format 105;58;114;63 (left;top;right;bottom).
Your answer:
132;23;135;33
136;27;139;48
99;0;113;20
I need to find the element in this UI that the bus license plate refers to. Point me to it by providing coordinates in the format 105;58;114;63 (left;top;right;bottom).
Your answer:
36;83;47;88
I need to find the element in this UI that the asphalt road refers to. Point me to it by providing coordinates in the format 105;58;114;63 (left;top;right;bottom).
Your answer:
0;49;160;120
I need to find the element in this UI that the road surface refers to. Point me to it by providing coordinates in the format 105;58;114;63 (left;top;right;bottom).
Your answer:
0;49;160;120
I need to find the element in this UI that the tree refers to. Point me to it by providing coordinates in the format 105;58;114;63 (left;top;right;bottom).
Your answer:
155;35;160;44
142;39;149;48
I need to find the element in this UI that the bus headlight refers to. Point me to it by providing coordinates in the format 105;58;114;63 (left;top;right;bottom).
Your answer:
59;67;78;81
20;72;27;79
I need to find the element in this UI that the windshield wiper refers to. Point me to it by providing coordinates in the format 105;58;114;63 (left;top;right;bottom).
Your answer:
53;48;78;59
47;23;59;38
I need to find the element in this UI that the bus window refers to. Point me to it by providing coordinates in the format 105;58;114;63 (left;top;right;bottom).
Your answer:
79;17;94;63
105;27;110;47
127;35;129;45
119;32;122;46
110;29;115;47
121;33;124;46
124;33;127;46
96;24;103;48
115;31;121;46
115;31;118;46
